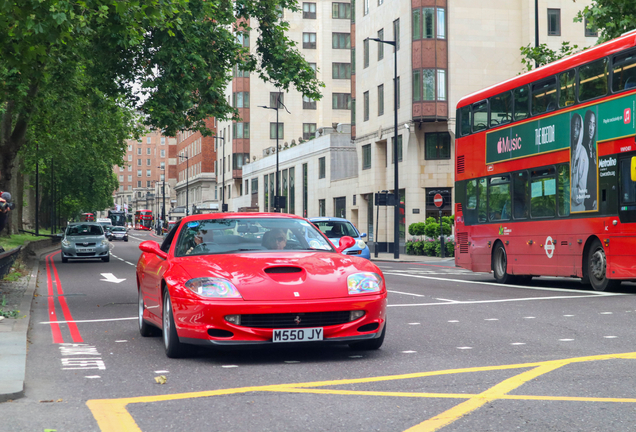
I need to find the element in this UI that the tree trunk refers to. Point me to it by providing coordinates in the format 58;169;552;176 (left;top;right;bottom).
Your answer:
15;155;24;232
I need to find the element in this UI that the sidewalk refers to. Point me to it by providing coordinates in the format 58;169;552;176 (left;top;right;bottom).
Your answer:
0;245;58;402
370;252;456;265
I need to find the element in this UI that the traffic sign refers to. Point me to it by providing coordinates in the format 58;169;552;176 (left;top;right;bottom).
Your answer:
434;193;443;208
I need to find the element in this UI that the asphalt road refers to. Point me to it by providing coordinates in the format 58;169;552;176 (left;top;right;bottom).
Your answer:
3;231;636;431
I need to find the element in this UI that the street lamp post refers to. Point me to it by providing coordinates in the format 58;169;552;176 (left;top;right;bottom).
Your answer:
178;151;189;216
211;135;226;212
370;37;400;259
259;93;288;212
157;166;166;234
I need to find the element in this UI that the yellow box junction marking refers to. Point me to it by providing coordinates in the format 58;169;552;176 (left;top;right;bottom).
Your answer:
87;352;636;432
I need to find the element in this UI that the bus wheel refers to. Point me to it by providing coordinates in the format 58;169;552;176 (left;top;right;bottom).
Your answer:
587;239;620;291
493;243;515;284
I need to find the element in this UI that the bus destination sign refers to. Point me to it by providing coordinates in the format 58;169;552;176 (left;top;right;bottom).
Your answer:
486;94;636;164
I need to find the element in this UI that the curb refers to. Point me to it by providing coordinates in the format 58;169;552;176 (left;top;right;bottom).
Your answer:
0;244;60;402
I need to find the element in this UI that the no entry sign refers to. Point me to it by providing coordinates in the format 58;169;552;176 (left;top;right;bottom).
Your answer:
434;193;443;208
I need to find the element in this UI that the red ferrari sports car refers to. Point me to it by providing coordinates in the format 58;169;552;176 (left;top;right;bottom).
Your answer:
137;213;387;358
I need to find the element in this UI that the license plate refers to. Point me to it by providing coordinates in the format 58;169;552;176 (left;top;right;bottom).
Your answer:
272;327;323;343
76;248;94;253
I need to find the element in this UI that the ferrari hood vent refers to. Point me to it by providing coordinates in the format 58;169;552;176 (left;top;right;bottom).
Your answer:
264;266;302;274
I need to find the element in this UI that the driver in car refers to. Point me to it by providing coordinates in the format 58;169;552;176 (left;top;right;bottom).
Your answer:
185;229;214;255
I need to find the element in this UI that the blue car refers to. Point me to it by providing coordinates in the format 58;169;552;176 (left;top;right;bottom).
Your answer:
309;217;370;260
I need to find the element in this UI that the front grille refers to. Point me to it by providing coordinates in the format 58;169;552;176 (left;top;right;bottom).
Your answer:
238;311;351;328
77;252;96;257
74;242;96;247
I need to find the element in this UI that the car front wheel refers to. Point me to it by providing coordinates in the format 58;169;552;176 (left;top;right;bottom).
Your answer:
162;291;189;358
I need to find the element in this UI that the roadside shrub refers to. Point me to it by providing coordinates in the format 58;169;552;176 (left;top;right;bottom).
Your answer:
414;241;425;255
423;239;437;256
406;241;416;255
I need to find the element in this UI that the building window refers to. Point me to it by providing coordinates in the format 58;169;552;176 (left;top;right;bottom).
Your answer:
237;31;249;47
332;93;352;110
137;181;141;187
393;19;400;51
232;153;250;170
332;2;351;19
437;8;446;39
332;63;351;79
270;92;284;108
270;123;284;139
332;33;351;49
233;91;250;108
137;159;141;166
377;29;384;60
319;157;326;179
119;175;124;182
412;8;420;40
128;165;132;171
147;181;151;187
137;148;142;155
363;38;369;68
413;70;421;102
362;144;371;169
303;32;316;49
585;18;598;37
319;199;326;217
363;91;369;121
147;147;151;155
160;150;165;157
160;161;165;169
137;169;142;177
303;2;316;19
161;137;165;145
548;9;561;36
128;175;132;181
363;0;369;15
147;137;151;144
303;95;317;109
251;178;258;196
147;158;151;166
128;185;132;191
378;84;384;116
303;123;316;140
392;135;403;163
437;70;447;101
233;122;250;139
146;170;151;177
425;132;451;160
128;154;132;161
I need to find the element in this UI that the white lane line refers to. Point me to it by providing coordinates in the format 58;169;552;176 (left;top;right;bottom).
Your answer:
383;272;626;295
401;350;417;354
448;320;459;323
389;294;618;307
457;347;472;350
115;340;128;343
155;370;169;373
388;290;427;297
408;322;421;325
604;336;618;339
40;317;136;324
484;318;499;321
125;261;135;265
436;298;460;303
523;316;536;319
559;339;575;342
563;315;575;317
222;365;239;368
600;312;614;315
85;376;101;379
510;343;526;346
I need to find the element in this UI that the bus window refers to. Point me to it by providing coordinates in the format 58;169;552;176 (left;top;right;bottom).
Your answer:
513;171;529;219
466;180;477;209
459;106;471;136
620;159;636;203
612;49;636;93
532;77;557;115
472;101;488;132
513;85;530;121
477;178;487;222
558;164;570;216
489;91;512;127
488;176;511;221
558;69;576;107
579;57;608;102
530;167;556;218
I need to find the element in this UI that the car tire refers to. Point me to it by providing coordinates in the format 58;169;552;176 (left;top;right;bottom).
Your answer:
138;290;159;337
163;291;190;358
61;255;68;263
587;239;620;292
349;322;386;350
492;243;516;284
102;254;110;262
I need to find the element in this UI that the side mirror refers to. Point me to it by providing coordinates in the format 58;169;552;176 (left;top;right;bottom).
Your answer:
139;240;168;260
336;236;356;253
631;156;636;182
360;233;367;238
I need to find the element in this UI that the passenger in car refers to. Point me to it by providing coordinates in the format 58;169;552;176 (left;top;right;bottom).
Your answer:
262;229;287;250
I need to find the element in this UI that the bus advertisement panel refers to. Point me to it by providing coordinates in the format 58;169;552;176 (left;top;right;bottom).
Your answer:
454;30;636;292
135;210;153;230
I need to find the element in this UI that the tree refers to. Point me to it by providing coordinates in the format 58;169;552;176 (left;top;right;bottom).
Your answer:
1;0;323;193
520;42;582;72
574;0;636;43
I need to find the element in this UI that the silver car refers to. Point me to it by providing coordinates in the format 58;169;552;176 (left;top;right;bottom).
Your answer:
108;226;129;242
61;223;110;263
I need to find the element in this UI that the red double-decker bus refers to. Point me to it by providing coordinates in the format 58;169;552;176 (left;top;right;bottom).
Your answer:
454;30;636;291
80;213;95;222
135;209;153;230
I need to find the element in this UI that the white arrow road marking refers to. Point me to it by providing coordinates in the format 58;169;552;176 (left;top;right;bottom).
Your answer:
100;273;126;283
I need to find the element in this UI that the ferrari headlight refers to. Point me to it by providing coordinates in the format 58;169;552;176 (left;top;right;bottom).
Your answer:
185;278;242;299
347;272;382;295
357;240;366;249
61;239;70;247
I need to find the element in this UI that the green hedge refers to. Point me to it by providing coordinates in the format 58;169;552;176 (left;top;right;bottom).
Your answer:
405;239;454;257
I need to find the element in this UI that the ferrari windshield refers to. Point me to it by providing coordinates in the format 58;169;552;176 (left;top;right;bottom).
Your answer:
175;218;335;257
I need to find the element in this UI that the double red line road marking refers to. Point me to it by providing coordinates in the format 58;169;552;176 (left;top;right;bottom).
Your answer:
45;251;83;344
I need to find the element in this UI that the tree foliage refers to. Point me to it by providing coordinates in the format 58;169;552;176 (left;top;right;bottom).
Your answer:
520;42;582;72
574;0;636;43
